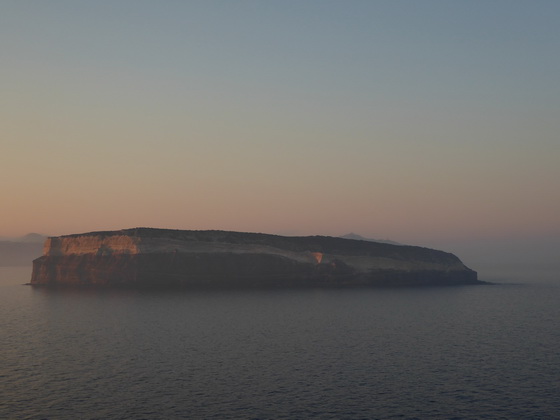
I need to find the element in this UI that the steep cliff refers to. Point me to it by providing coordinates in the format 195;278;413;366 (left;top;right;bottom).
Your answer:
31;228;479;288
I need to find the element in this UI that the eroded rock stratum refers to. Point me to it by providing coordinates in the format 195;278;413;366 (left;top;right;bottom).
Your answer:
31;228;479;288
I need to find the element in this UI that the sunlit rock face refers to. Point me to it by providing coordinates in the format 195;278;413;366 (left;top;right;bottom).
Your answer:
31;228;480;288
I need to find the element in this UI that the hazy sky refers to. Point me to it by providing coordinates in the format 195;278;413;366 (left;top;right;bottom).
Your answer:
2;1;559;248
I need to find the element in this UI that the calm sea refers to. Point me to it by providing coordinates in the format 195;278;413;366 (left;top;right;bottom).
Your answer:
2;265;559;419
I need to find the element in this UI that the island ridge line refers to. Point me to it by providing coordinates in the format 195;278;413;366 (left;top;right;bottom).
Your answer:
31;228;480;288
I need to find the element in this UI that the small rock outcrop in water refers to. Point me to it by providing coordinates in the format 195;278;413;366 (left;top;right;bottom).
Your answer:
31;228;479;288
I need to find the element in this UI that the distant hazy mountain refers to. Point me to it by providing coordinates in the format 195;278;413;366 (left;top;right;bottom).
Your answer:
0;234;46;266
340;233;402;246
18;233;47;243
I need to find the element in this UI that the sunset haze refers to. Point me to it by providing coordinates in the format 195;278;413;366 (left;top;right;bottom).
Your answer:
2;1;559;262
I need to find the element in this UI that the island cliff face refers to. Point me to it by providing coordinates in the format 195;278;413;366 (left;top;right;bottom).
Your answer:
31;228;479;288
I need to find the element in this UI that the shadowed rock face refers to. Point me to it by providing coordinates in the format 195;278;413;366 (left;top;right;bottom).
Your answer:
31;228;479;288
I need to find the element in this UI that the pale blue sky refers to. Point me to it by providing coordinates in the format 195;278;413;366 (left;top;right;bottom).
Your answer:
2;1;559;254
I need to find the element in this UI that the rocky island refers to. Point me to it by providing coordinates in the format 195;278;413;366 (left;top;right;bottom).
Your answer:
31;228;479;288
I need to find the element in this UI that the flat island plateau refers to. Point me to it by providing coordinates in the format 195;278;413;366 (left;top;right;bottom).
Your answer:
30;228;480;289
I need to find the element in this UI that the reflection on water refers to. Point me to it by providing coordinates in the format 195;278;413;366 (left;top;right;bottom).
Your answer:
2;266;560;419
